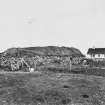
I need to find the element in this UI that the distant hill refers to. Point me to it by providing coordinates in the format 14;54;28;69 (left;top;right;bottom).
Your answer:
1;46;85;57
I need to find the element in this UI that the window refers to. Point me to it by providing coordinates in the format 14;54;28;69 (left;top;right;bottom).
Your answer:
92;54;95;57
98;54;100;57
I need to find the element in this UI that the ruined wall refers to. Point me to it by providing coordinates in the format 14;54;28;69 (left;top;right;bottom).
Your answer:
0;55;84;71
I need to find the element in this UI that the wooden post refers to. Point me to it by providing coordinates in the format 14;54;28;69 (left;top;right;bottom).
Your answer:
34;61;37;70
69;57;72;71
32;57;37;71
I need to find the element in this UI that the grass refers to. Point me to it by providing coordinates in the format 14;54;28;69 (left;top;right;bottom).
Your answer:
44;65;105;77
0;71;104;105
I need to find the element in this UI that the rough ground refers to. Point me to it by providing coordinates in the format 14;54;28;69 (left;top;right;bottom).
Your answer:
0;71;105;105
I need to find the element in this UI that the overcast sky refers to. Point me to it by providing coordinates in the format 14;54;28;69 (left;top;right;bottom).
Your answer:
0;0;105;54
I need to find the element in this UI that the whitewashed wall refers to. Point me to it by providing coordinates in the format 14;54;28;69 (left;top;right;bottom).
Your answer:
94;54;105;58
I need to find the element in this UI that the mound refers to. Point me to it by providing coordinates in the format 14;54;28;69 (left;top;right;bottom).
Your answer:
1;46;84;57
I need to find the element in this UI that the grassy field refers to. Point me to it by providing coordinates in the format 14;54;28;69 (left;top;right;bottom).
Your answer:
45;65;105;77
0;71;105;105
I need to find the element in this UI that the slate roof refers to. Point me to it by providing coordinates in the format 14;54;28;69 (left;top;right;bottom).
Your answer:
87;48;105;54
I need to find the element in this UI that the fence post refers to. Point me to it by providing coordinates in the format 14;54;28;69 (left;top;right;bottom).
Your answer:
69;57;72;71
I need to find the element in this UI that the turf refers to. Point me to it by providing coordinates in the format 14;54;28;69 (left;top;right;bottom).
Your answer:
0;72;105;105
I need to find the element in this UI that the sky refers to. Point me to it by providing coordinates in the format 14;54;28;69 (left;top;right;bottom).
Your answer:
0;0;105;54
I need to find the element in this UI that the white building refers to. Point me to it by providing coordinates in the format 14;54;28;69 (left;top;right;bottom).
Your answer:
87;48;105;60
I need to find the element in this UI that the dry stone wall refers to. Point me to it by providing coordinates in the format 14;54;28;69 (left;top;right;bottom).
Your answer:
0;55;84;71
